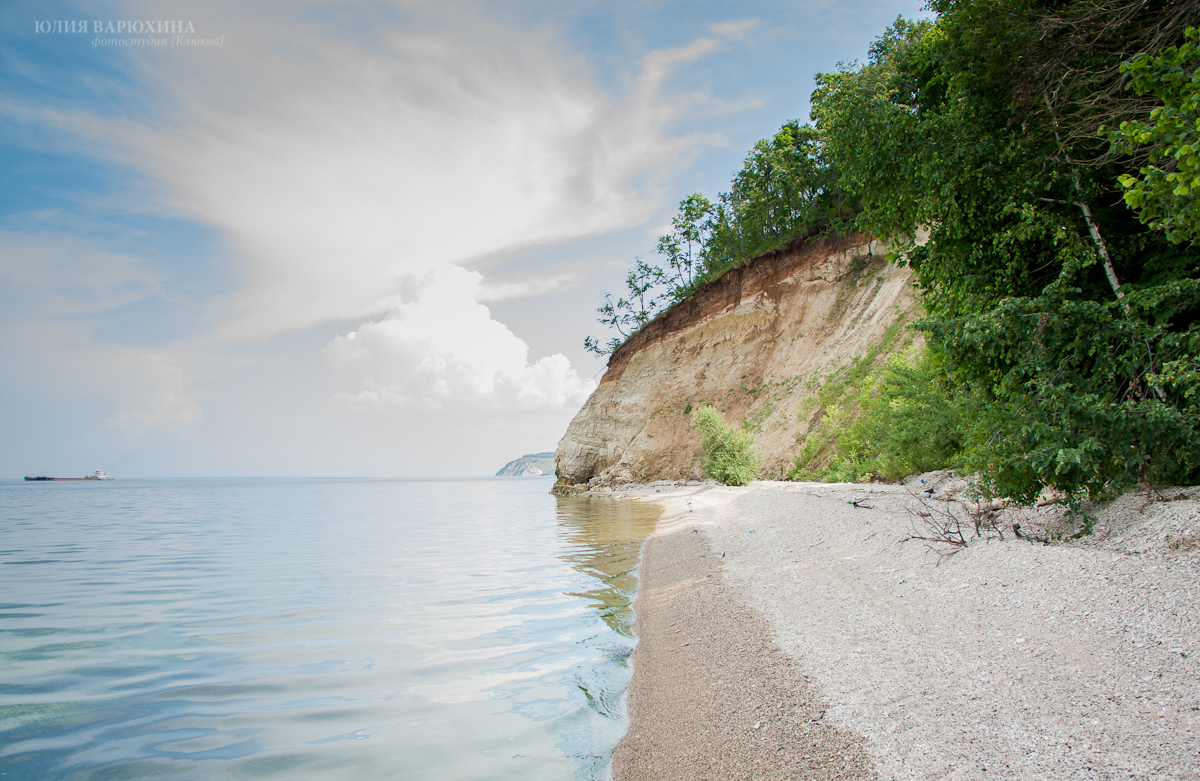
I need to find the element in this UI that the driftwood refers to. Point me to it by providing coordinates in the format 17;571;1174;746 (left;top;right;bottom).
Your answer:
902;487;1049;553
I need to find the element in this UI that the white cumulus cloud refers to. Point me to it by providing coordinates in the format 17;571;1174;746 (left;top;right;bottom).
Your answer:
324;264;594;411
0;0;763;446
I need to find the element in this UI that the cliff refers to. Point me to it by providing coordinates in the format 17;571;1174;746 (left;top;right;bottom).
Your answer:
555;234;921;486
496;452;556;476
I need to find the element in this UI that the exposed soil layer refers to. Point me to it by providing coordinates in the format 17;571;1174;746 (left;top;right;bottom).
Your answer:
603;233;868;382
556;235;920;486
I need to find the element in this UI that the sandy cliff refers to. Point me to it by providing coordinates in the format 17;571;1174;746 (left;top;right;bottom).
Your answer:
556;234;921;486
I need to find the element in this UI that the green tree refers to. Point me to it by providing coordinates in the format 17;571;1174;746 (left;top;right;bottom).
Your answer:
656;194;714;299
812;2;1200;501
706;121;846;270
583;257;664;357
1111;26;1200;245
585;117;852;358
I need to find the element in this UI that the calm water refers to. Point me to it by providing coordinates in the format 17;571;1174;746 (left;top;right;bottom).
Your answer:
0;477;660;780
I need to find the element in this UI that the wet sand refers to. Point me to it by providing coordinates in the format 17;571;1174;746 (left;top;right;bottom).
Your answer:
610;485;874;780
611;514;874;780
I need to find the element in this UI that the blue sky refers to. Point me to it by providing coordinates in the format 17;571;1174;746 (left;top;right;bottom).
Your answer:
0;0;930;477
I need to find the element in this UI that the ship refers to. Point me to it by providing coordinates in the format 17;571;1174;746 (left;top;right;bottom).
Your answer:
24;470;114;482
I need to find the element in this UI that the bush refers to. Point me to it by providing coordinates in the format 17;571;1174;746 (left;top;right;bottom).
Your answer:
790;350;966;482
692;405;761;485
843;354;967;480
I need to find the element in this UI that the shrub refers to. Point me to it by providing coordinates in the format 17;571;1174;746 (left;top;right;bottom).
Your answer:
790;350;966;482
692;405;761;485
842;353;967;480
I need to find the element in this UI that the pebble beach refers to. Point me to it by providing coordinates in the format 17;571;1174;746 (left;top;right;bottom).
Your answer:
606;478;1200;780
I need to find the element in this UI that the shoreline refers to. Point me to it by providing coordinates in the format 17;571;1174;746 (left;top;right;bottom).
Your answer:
606;479;1200;779
610;483;873;779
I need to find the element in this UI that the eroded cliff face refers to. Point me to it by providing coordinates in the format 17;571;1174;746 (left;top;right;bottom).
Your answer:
555;234;920;486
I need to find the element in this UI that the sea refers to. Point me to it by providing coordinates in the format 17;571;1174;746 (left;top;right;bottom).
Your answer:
0;476;660;780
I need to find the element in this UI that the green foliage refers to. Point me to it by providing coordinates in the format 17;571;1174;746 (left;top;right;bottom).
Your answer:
810;17;938;242
586;121;849;356
584;257;664;356
587;0;1200;501
791;350;966;482
656;194;713;299
704;121;850;271
692;405;761;486
810;2;1200;500
853;356;967;480
1111;27;1200;244
933;275;1200;502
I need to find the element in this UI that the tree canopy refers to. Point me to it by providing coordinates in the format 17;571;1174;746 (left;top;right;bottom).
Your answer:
587;0;1200;500
584;121;847;357
812;1;1200;500
1112;25;1200;244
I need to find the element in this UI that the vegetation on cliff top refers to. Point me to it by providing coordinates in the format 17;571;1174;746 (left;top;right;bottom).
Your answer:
587;0;1200;502
583;122;854;357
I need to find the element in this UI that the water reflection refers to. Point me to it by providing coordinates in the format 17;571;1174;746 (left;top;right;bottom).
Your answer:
0;479;662;781
549;494;661;766
555;495;661;638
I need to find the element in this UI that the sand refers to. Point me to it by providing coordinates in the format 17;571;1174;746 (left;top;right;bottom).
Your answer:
604;479;1200;780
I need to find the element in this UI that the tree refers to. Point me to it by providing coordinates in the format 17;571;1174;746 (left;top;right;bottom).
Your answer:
706;121;846;270
583;258;664;357
1111;26;1200;244
585;135;846;358
812;2;1200;501
656;194;713;298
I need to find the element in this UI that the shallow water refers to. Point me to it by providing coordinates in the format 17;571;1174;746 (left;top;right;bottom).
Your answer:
0;477;659;780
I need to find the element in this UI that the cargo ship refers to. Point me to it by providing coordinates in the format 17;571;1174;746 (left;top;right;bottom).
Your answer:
24;470;113;482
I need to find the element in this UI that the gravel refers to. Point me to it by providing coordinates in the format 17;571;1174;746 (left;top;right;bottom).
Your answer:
611;505;874;781
610;479;1200;780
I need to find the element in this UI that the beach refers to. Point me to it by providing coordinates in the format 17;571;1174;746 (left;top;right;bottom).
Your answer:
606;479;1200;780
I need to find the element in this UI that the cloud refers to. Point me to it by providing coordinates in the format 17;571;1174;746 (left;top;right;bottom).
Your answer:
9;3;727;343
0;226;204;434
87;3;725;414
0;226;162;318
475;272;580;303
324;264;594;410
0;317;203;437
1;1;748;430
707;18;760;39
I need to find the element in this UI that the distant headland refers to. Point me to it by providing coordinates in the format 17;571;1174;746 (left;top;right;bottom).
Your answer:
495;453;555;477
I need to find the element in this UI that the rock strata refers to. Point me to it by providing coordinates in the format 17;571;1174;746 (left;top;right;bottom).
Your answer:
556;234;919;486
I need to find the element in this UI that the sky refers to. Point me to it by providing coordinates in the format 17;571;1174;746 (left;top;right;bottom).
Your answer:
0;0;930;478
